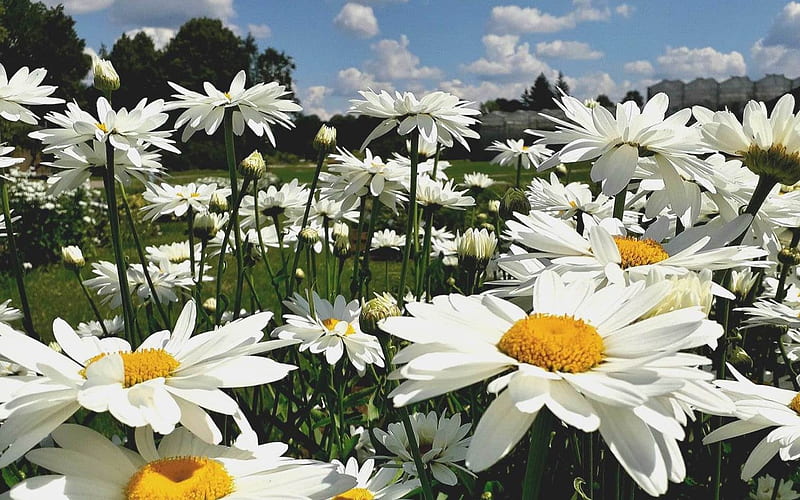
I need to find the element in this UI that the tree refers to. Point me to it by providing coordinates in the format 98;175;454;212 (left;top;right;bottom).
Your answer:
555;71;570;96
108;32;166;109
522;73;556;111
622;90;644;107
251;47;296;91
596;94;614;108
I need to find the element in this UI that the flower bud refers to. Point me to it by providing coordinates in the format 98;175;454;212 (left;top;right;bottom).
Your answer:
476;212;488;223
202;297;217;314
210;190;229;214
239;150;266;180
193;212;224;241
360;292;402;335
487;199;500;215
729;346;753;370
778;247;800;267
499;187;531;220
457;228;498;271
313;124;337;153
93;58;120;93
294;268;305;281
299;227;320;245
62;245;85;270
332;221;349;240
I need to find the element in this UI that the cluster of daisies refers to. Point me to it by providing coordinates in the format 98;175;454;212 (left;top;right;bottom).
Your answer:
0;55;799;500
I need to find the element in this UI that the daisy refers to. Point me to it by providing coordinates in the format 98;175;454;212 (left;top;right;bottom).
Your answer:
141;181;218;220
75;315;124;338
391;152;451;181
296;197;360;228
240;178;309;228
456;228;497;268
501;211;769;287
533;93;714;220
462;172;495;190
0;145;23;176
527;172;612;220
0;301;297;467
349;89;480;150
0;299;22;326
0;64;63;124
332;457;419;500
486;138;551;170
416;176;474;211
45;140;164;195
704;364;800;480
30;97;179;167
5;424;355;500
695;94;800;186
146;241;199;264
380;271;725;496
750;475;800;500
321;148;408;213
273;292;384;375
373;411;471;487
737;300;800;329
166;69;302;144
371;229;406;252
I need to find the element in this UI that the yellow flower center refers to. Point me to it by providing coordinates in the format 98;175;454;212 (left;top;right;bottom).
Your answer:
81;349;180;388
497;313;604;373
322;318;356;336
125;456;234;500
612;236;669;269
96;122;109;133
190;192;201;198
333;488;375;500
522;145;530;151
790;393;800;415
224;92;232;100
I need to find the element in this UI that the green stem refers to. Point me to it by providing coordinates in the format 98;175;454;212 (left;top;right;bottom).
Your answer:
222;111;246;320
400;408;435;500
360;196;381;298
118;183;169;328
103;142;135;341
0;181;36;339
350;195;369;299
612;191;626;222
516;155;522;189
288;149;326;297
76;270;108;336
214;176;249;325
397;132;420;307
522;409;554;499
323;218;331;299
417;206;435;300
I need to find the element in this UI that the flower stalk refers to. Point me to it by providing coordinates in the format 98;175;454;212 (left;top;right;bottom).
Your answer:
0;180;36;339
397;131;420;306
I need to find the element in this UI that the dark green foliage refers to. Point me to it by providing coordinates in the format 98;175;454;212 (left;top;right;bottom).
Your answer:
108;32;167;109
522;73;556;111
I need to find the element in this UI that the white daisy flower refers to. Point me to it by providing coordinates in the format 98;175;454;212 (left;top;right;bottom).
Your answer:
737;300;800;329
533;93;715;222
381;271;725;496
371;229;406;251
391;152;451;181
332;457;419;500
750;475;800;500
456;228;497;267
0;146;24;176
141;182;218;220
30;97;179;167
166;70;302;144
297;197;360;228
486;138;551;170
0;299;22;326
373;411;471;487
5;424;355;500
240;178;309;228
321;148;408;213
0;64;63;124
350;90;480;150
416;176;474;210
462;171;495;189
146;241;200;264
0;302;297;467
273;292;384;375
75;315;124;338
45;140;164;195
527;172;612;220
704;364;800;480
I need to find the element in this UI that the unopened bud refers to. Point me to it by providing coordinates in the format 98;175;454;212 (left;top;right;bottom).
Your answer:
239;150;266;180
210;190;229;214
295;268;305;281
333;233;351;258
202;297;217;314
778;247;800;267
193;212;224;241
62;245;85;270
476;212;488;223
313;124;337;153
93;58;120;93
729;346;753;370
500;187;531;220
480;222;495;233
446;277;456;287
487;199;500;215
360;292;402;334
300;227;320;244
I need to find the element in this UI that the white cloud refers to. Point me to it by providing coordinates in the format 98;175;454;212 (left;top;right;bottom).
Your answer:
300;85;339;120
439;79;526;104
535;40;603;60
365;35;442;80
656;46;746;80
463;35;552;79
124;27;176;50
615;4;635;18
335;67;394;95
623;60;654;75
40;0;113;14
334;3;379;38
489;1;609;34
565;72;622;101
110;0;235;27
751;39;800;78
763;2;800;47
247;23;271;39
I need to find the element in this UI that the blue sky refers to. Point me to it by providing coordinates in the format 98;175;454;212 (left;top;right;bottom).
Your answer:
43;0;800;118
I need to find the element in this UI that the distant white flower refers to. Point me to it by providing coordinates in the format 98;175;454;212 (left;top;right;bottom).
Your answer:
322;148;407;212
0;64;63;124
166;69;302;144
486;138;551;169
462;171;495;189
240;178;309;228
528;172;612;220
273;292;384;375
332;457;419;500
456;228;497;267
75;315;124;338
371;228;406;251
141;182;218;220
750;474;800;500
373;411;472;486
350;90;480;150
416;176;474;210
0;146;23;175
145;241;198;264
5;424;355;500
391;152;451;181
31;97;179;167
0;299;22;326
